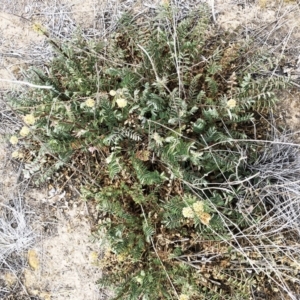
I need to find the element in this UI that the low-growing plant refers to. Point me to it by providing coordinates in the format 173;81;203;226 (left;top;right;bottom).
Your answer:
8;2;299;299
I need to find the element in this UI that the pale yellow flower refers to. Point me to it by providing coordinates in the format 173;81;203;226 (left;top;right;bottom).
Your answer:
20;126;30;137
135;276;143;284
182;207;194;218
192;201;204;214
109;90;117;96
106;153;114;164
12;151;23;159
12;151;19;158
32;23;46;35
24;114;35;125
85;98;95;108
161;0;170;8
199;212;212;226
9;136;18;145
227;99;236;109
179;294;189;300
152;132;164;146
116;98;127;108
90;251;99;264
117;253;126;262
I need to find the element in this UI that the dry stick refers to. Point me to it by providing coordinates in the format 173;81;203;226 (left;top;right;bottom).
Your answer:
137;42;183;132
210;0;216;23
169;5;182;97
270;25;295;81
137;44;171;94
0;79;54;90
262;4;293;46
148;119;300;150
203;138;300;151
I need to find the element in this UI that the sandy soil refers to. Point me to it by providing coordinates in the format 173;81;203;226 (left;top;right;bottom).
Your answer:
0;0;300;300
0;12;44;89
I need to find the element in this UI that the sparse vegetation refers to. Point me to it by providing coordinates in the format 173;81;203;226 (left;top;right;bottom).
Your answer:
4;1;300;300
0;194;36;274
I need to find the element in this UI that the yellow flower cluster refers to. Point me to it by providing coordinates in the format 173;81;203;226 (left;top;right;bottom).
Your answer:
89;251;99;265
227;99;236;109
116;253;127;262
116;98;127;108
9;136;18;145
32;23;46;35
85;98;95;108
109;88;128;108
182;207;194;218
161;0;170;7
12;151;24;159
20;126;30;137
24;114;35;125
182;200;212;226
179;294;189;300
192;201;204;214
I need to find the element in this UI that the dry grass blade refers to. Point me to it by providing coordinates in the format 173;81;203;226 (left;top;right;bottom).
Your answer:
0;194;36;270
